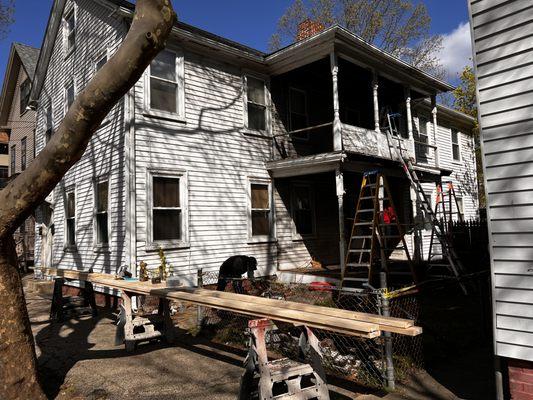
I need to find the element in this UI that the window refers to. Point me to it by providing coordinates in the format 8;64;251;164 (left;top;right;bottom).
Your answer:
21;137;26;171
289;88;308;139
45;103;53;143
292;184;315;237
245;76;267;131
147;49;184;117
10;144;15;174
451;128;461;161
148;171;188;247
64;9;76;53
249;179;272;240
65;82;74;113
456;197;464;221
65;190;76;247
20;78;31;115
0;143;7;154
94;180;109;246
415;116;429;162
0;166;7;179
95;52;107;72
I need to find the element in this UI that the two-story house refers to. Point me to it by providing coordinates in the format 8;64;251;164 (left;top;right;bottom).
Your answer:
30;0;477;288
0;42;40;269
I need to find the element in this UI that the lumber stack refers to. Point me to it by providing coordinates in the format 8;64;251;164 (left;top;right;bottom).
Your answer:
40;268;422;338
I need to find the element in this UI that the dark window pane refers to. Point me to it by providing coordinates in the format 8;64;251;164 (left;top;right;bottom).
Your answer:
96;55;107;71
151;50;176;81
290;113;307;131
96;181;108;212
153;209;181;240
290;89;306;115
248;103;265;131
0;166;7;178
46;105;52;130
150;77;177;113
67;219;75;245
153;177;180;207
252;210;269;236
247;77;265;105
453;144;460;161
67;192;75;218
96;213;108;244
295;209;313;235
0;143;7;154
251;184;269;209
20;79;31;114
67;85;74;109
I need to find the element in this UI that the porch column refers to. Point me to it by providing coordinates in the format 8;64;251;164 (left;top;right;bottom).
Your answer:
431;94;440;168
372;72;380;132
330;53;342;151
404;87;413;140
335;167;346;276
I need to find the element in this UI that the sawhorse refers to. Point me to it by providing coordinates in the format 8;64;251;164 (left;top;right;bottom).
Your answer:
50;278;98;322
239;318;330;400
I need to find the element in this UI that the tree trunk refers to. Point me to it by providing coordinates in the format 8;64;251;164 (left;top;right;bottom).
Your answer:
0;1;176;398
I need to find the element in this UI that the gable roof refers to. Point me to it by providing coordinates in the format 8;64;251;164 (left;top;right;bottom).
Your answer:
0;42;40;126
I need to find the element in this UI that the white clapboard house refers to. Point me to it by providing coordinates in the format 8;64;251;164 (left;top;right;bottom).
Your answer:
30;0;477;286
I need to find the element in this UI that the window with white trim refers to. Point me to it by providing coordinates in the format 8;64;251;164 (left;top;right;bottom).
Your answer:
451;128;461;161
95;52;107;72
245;76;267;131
456;197;464;221
64;9;76;53
249;178;273;240
65;189;76;247
292;184;315;237
45;103;53;143
148;170;188;247
289;87;308;140
415;116;429;162
65;81;74;114
20;78;30;115
146;49;184;117
94;179;109;246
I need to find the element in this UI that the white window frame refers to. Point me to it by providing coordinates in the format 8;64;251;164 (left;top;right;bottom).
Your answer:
63;6;77;57
93;176;111;250
146;168;189;250
143;48;185;121
64;186;77;250
243;75;270;135
291;182;316;240
247;176;275;243
451;127;461;162
288;87;309;141
64;80;75;116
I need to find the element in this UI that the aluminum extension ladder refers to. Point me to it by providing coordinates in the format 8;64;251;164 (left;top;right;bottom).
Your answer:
238;318;330;400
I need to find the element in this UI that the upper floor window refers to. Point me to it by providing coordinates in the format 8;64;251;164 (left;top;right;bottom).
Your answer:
20;78;31;115
148;169;188;248
415;116;429;163
289;87;309;140
64;9;76;53
65;82;74;114
21;137;26;171
248;178;273;241
451;128;461;161
95;52;107;72
94;179;109;246
45;103;53;143
65;189;76;247
146;49;185;119
245;76;267;132
10;144;15;174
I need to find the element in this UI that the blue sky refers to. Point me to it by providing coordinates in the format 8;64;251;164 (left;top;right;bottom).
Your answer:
0;0;471;84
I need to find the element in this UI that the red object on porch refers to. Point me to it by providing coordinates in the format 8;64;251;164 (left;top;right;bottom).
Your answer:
383;206;397;224
309;281;334;292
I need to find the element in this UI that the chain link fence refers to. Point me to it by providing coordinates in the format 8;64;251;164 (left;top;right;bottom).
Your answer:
190;270;422;389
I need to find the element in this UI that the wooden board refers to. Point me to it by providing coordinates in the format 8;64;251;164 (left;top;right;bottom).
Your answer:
41;268;422;337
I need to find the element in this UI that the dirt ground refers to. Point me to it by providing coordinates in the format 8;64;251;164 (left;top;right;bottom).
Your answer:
24;275;489;400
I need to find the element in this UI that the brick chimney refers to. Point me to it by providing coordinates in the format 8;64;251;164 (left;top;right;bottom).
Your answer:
297;19;325;41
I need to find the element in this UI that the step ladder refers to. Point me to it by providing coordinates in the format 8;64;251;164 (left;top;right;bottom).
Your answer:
384;113;467;294
238;319;329;400
341;170;417;289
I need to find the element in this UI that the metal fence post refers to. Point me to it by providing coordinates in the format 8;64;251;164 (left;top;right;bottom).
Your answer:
196;268;204;331
380;288;395;390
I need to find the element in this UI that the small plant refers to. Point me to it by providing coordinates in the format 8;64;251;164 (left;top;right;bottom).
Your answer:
158;247;169;281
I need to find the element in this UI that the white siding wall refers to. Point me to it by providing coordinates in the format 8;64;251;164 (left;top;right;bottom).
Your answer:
34;0;127;274
469;0;533;361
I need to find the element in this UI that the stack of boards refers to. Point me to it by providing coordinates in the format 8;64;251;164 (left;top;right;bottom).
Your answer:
41;268;421;338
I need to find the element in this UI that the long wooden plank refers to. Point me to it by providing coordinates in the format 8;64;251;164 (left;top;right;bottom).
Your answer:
42;268;421;337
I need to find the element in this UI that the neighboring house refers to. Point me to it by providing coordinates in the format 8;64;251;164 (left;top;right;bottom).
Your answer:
30;0;477;288
0;42;40;268
469;2;533;400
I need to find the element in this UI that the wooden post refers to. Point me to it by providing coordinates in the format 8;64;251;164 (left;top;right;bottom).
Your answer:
335;167;346;279
405;87;413;140
373;72;380;133
330;52;342;151
431;95;439;168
